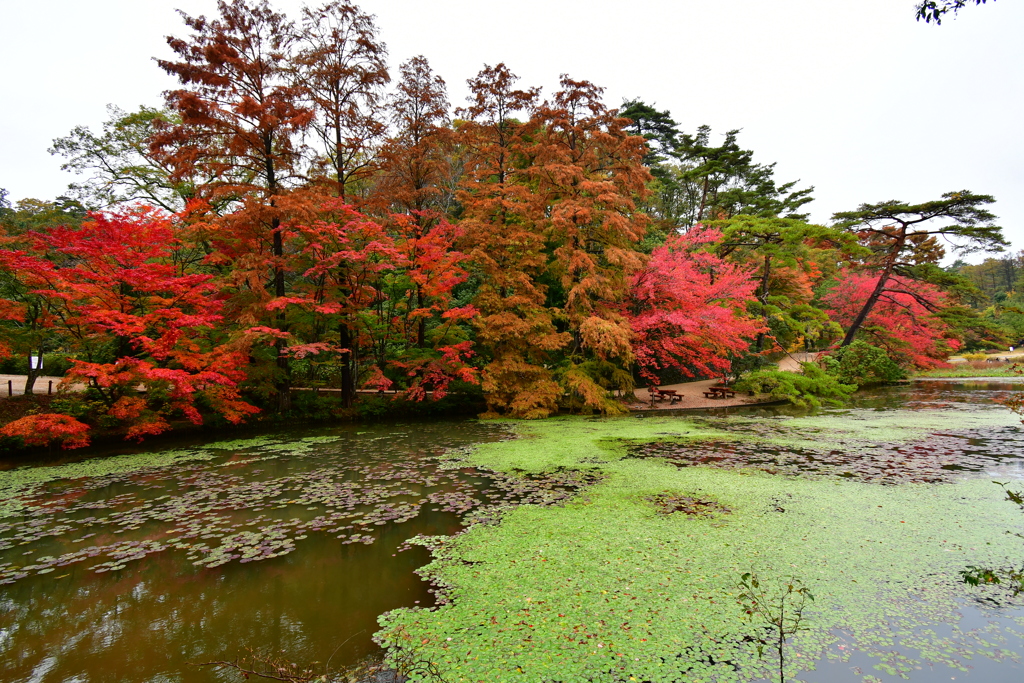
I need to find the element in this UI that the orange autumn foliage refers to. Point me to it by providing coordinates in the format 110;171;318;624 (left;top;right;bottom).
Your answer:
0;414;91;449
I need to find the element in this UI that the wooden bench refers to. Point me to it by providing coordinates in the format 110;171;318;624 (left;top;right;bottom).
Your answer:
704;386;736;399
660;389;682;404
649;387;681;405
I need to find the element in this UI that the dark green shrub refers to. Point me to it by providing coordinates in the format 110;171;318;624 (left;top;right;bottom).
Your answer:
727;351;776;382
735;363;856;409
820;341;905;387
49;395;99;420
355;394;391;419
288;390;348;421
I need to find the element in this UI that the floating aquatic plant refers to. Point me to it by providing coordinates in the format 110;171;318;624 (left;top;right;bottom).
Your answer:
0;423;599;586
377;404;1024;682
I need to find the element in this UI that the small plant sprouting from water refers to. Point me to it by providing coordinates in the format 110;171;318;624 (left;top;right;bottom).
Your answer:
961;481;1024;597
736;571;814;683
193;647;342;682
380;625;451;683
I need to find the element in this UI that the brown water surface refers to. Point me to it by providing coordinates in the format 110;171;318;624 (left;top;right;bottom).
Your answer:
0;421;520;682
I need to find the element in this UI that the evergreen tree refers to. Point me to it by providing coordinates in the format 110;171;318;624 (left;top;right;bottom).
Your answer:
832;191;1007;346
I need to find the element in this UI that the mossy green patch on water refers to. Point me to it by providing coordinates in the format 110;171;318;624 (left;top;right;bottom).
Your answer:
201;436;283;450
378;410;1024;682
457;416;735;473
203;434;342;453
767;406;1020;446
699;406;1021;454
627;406;1024;486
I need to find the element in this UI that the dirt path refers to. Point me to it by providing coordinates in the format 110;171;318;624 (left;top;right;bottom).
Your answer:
0;373;778;412
628;353;822;412
776;351;819;372
628;378;762;411
948;351;1024;364
0;375;72;397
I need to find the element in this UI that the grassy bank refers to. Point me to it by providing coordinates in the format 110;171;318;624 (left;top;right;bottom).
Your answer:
914;360;1022;378
378;411;1024;682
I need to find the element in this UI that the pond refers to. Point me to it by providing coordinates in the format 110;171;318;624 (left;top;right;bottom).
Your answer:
1;379;1023;682
0;422;598;682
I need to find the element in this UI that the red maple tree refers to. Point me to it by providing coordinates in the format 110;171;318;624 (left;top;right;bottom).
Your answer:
626;227;765;384
0;414;91;449
823;270;961;369
284;199;478;402
0;208;258;440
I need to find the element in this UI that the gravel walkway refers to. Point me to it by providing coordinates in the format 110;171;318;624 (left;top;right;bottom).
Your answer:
0;375;71;397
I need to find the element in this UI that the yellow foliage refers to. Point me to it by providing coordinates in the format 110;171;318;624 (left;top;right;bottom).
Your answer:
481;355;560;419
579;315;633;363
562;366;628;416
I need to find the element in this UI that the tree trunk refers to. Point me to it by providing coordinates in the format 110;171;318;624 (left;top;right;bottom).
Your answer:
24;348;41;396
417;284;426;348
697;175;710;224
262;134;291;413
339;323;355;409
841;234;905;347
755;255;772;353
272;214;291;412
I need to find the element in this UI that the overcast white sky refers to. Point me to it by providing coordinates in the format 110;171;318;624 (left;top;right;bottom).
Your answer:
2;0;1021;260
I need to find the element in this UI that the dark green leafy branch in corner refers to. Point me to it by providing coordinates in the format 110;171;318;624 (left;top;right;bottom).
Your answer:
961;481;1024;598
917;0;995;25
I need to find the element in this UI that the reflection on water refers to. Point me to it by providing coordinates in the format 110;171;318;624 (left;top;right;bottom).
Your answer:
0;421;521;682
632;380;1024;484
785;602;1024;683
853;377;1024;411
2;530;438;682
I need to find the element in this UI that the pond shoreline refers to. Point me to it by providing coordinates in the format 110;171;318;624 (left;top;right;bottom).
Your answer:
0;388;488;462
3;374;1018;465
0;377;775;462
